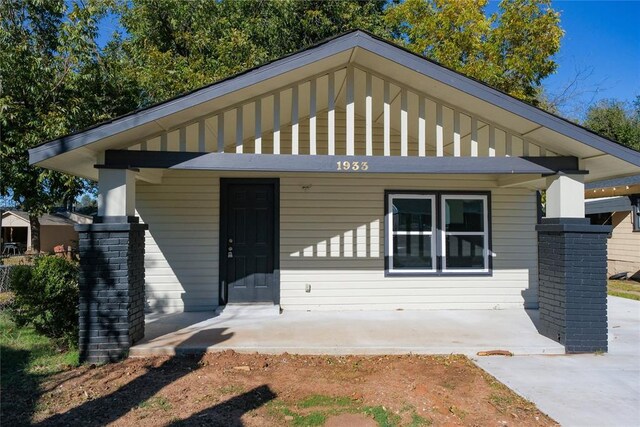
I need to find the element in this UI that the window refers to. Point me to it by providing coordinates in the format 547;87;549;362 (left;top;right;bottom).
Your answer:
632;197;640;232
441;195;489;272
386;192;490;275
387;194;436;273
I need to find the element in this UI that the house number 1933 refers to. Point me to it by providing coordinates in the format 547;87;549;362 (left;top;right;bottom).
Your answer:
336;160;369;171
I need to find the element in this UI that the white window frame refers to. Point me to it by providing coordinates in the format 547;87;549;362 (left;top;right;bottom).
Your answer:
441;194;489;273
387;193;437;273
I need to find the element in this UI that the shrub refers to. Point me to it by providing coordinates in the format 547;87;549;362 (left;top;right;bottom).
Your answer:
9;256;79;347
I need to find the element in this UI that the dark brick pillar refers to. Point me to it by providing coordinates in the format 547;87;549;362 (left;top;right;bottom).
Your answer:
536;218;611;353
75;217;148;363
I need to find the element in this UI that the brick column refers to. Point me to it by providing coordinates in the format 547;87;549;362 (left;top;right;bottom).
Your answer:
536;218;611;353
75;217;147;363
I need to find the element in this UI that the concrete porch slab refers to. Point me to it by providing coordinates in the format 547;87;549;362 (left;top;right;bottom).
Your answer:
130;307;565;357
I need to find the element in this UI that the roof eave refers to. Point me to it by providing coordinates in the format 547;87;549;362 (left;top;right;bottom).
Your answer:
28;30;640;169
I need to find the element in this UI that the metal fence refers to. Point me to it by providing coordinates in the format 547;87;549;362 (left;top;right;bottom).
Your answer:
0;265;16;293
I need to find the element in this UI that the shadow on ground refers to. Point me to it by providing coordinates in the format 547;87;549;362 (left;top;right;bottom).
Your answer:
35;330;275;426
1;346;39;426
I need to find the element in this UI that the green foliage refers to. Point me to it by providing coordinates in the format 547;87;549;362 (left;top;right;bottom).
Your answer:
2;0;569;247
583;97;640;151
385;0;562;103
0;0;138;249
1;311;78;425
114;0;388;104
9;255;79;347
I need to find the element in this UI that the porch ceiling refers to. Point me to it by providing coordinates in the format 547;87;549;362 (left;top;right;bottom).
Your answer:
29;30;640;183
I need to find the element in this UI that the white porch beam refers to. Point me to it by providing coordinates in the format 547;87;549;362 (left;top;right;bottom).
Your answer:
436;103;443;157
400;88;408;156
291;85;299;155
97;168;136;217
273;92;281;154
488;124;495;157
254;99;262;154
453;110;461;157
198;120;206;152
365;72;372;156
418;96;426;157
235;106;243;153
179;127;187;152
383;81;390;156
346;66;355;156
327;73;335;155
217;114;225;153
471;117;478;157
545;173;585;218
309;79;317;155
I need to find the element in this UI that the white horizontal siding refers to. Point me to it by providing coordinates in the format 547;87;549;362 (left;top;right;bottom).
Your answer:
136;171;538;312
137;172;219;313
607;212;640;276
279;174;538;310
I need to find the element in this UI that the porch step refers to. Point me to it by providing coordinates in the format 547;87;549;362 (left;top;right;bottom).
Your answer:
215;304;281;318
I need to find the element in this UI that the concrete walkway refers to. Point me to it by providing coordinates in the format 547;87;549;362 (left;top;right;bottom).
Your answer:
475;297;640;427
130;305;564;357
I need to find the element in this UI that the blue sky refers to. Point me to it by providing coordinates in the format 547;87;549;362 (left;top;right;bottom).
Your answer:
96;1;639;120
538;1;640;118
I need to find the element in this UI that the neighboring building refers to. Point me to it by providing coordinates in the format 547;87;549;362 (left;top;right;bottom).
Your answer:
1;210;92;253
586;175;640;280
28;31;640;362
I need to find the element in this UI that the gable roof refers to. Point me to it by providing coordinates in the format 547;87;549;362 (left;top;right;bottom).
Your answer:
1;210;91;226
29;30;640;181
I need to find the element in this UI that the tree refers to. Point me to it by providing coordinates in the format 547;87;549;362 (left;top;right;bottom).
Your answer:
385;0;563;103
583;98;640;152
113;0;388;104
0;0;138;251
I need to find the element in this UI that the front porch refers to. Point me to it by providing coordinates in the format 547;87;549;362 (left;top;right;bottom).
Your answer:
130;305;564;357
29;31;639;363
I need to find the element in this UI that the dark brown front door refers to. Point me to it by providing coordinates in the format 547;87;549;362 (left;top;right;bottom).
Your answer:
220;180;278;304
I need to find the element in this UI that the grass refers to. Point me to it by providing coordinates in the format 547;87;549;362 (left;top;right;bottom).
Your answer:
297;394;354;409
608;279;640;301
268;394;403;426
137;396;172;411
0;310;78;424
0;311;78;380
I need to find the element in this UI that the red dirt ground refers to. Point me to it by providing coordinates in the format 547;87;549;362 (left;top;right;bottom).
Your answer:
17;352;557;426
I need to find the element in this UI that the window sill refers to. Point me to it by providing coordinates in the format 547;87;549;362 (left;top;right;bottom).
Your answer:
385;271;493;278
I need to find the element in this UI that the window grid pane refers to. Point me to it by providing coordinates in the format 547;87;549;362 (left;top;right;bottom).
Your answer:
441;195;488;272
388;194;435;272
387;193;489;274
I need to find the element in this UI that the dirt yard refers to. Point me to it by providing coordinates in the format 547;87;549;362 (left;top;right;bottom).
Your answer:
5;352;557;426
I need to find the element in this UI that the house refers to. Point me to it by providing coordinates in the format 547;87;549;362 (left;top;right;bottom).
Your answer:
28;31;640;363
586;175;640;280
1;210;91;254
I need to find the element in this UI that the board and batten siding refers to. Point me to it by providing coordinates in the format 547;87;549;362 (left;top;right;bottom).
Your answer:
607;211;640;277
136;171;539;313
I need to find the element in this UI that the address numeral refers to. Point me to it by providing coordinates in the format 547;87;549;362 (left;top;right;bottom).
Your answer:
337;160;369;171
